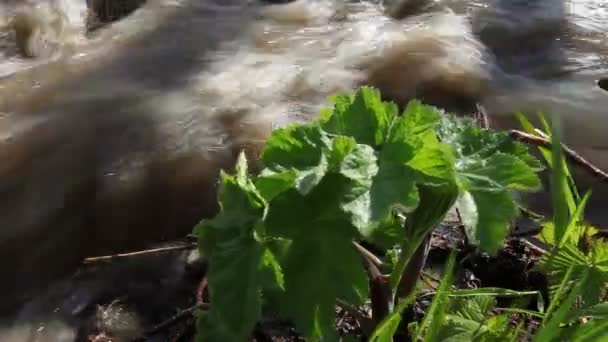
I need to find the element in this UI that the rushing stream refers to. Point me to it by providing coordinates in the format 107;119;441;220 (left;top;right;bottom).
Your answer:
0;0;607;340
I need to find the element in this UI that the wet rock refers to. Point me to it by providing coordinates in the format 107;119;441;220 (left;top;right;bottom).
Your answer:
599;78;608;92
86;0;147;31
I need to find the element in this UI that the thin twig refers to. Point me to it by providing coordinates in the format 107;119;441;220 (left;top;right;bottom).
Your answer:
518;205;545;220
421;271;441;284
420;273;437;290
509;129;608;182
83;243;197;264
518;238;548;255
139;302;210;339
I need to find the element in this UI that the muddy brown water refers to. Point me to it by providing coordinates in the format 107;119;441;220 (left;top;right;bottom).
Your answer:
0;0;607;340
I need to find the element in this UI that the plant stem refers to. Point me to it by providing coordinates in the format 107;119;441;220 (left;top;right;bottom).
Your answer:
354;241;392;324
396;233;432;301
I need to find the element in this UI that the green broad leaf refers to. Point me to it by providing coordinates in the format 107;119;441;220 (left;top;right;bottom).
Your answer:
197;235;264;342
336;138;423;242
388;100;441;144
254;169;297;202
457;190;518;253
279;229;368;341
294;154;330;196
264;174;352;239
262;124;330;169
328;135;358;169
362;142;419;238
195;153;267;342
407;143;457;185
436;115;541;254
388;100;456;184
259;248;285;291
339;144;378;184
263;175;368;340
369;215;406;250
322;86;395;147
339;144;379;231
261;124;331;195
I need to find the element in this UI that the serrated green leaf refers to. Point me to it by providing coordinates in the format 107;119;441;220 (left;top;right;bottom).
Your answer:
534;267;590;342
436;116;543;172
322;87;394;147
460;153;541;192
449;296;495;322
262;124;330;169
388;100;440;145
537;221;557;245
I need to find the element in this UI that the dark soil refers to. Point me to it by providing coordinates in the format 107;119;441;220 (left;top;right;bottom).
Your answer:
7;219;551;342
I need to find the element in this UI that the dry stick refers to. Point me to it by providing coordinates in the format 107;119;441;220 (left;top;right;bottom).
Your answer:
509;130;608;182
83;243;197;264
475;103;491;129
139;302;210;340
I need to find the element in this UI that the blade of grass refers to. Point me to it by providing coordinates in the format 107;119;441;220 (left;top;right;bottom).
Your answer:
368;290;418;342
448;288;540;298
413;252;456;342
548;116;569;242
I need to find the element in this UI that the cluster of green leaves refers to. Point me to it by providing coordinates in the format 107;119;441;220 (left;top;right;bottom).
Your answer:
386;113;608;342
371;251;544;342
516;114;608;340
192;87;542;341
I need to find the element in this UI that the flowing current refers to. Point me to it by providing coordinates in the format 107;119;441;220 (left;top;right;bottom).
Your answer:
0;0;607;340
